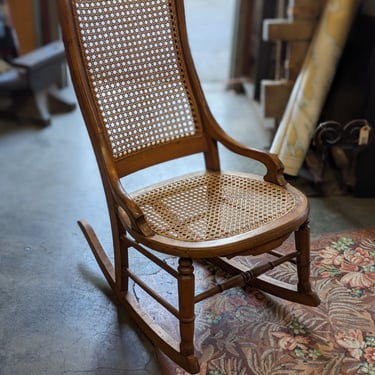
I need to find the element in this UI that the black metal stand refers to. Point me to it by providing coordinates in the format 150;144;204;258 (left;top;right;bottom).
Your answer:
307;119;373;195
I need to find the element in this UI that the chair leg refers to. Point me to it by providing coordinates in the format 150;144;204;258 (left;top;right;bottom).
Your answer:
113;218;129;293
78;219;201;373
178;258;195;357
295;221;315;294
209;222;320;306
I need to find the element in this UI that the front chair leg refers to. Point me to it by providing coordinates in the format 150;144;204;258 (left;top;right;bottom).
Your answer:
295;221;318;300
113;216;130;293
178;257;195;357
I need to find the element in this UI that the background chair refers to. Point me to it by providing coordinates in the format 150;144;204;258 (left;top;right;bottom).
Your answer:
0;2;75;126
58;0;320;373
0;41;76;126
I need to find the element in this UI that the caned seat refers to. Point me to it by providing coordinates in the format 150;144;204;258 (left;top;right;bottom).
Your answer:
58;0;320;373
132;172;297;246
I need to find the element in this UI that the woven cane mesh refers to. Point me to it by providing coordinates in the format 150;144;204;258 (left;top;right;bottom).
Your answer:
73;0;200;159
133;173;296;241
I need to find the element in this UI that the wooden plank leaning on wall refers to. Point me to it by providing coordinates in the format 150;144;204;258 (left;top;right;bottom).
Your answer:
7;0;37;55
261;0;323;126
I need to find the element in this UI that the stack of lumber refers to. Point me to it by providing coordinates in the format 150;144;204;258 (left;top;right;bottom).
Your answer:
261;0;323;123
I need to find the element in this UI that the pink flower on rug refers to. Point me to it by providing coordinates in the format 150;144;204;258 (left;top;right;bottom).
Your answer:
335;329;365;359
339;262;359;273
244;287;267;306
175;362;207;375
175;368;188;375
340;272;375;289
317;241;375;293
344;247;373;267
209;291;247;316
272;331;309;351
319;270;333;278
364;347;375;364
318;247;344;266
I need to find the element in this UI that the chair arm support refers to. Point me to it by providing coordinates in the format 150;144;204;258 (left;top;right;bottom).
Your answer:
210;125;287;186
99;142;154;237
98;133;153;236
109;173;154;237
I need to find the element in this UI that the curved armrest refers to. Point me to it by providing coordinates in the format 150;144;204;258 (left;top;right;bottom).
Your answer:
210;124;287;186
100;150;153;236
110;177;154;237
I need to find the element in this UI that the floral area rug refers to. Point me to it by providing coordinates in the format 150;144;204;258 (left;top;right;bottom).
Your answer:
138;228;375;375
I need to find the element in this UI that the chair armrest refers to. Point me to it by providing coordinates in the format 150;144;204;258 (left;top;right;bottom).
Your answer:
110;177;154;237
99;148;153;236
210;124;287;186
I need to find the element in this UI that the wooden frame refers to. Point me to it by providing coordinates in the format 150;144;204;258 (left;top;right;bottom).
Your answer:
58;1;320;372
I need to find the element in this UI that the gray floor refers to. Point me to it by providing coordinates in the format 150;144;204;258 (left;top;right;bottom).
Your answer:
1;1;374;375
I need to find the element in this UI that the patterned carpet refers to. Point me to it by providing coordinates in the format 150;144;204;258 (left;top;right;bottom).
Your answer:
148;227;375;375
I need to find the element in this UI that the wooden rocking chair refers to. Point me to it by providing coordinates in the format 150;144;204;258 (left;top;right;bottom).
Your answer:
58;0;320;373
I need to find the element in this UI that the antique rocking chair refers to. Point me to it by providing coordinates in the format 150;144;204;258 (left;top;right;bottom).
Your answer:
58;0;320;373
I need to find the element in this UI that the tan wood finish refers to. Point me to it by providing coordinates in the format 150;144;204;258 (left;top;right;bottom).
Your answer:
58;1;320;372
261;0;323;122
261;79;294;120
263;19;316;41
7;0;38;54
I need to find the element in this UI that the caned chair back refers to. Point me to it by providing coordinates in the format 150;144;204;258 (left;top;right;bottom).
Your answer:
62;0;215;176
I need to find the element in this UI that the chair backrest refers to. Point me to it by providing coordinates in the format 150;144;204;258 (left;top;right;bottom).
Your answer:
58;0;220;177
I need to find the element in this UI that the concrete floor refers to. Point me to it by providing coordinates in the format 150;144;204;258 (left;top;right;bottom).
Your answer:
0;1;374;375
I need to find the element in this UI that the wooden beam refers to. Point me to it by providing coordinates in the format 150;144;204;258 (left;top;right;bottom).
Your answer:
263;19;316;41
287;0;323;19
7;0;38;54
228;0;254;92
261;79;294;120
285;41;310;80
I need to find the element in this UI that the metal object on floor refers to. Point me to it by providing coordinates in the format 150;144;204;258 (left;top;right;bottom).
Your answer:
309;119;374;195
